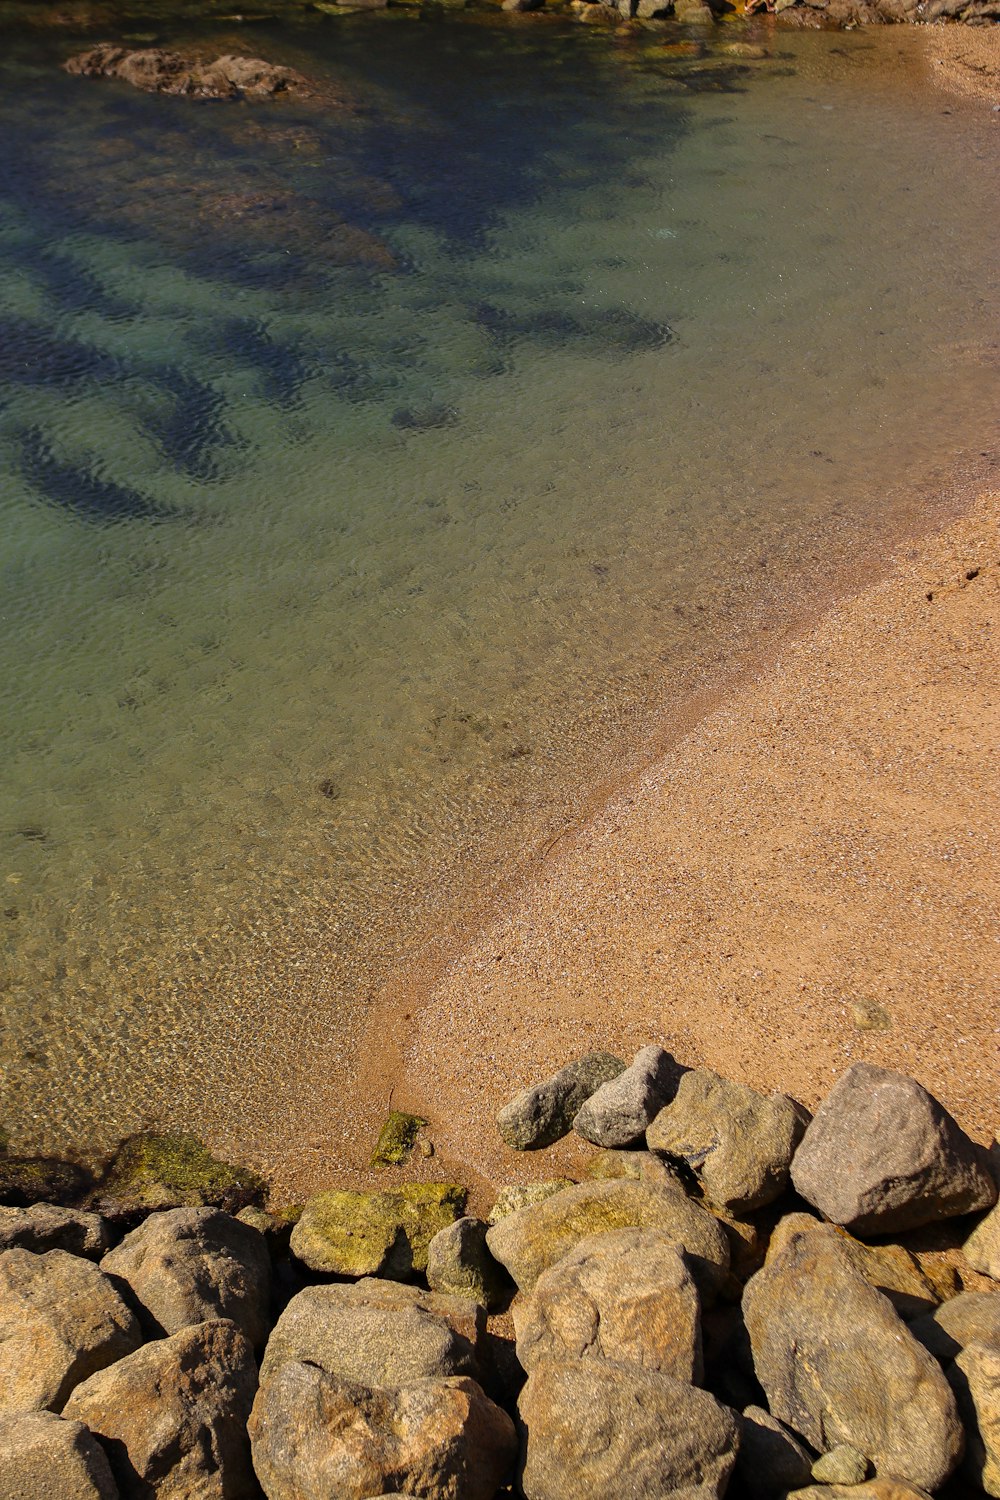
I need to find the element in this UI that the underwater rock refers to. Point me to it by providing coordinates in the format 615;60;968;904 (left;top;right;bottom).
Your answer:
63;46;310;101
93;1132;267;1225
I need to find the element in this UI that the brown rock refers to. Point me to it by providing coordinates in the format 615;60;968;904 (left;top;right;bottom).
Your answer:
0;1205;109;1261
948;1339;1000;1496
909;1289;1000;1363
735;1405;813;1498
572;1046;679;1149
788;1484;933;1500
965;1200;1000;1281
0;1248;141;1413
64;1319;258;1499
766;1214;943;1318
0;1410;119;1499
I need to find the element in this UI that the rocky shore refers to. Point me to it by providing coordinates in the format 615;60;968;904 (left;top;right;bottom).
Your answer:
1;1054;999;1497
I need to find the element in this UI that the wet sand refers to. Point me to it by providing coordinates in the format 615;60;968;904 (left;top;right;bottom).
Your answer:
370;483;998;1210
925;21;1000;105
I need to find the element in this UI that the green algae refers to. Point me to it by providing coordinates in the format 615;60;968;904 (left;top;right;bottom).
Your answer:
95;1131;267;1217
370;1111;428;1168
290;1182;467;1277
0;1155;92;1207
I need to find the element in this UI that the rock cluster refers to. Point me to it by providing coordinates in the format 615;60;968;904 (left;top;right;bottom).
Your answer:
0;1057;997;1498
63;46;310;101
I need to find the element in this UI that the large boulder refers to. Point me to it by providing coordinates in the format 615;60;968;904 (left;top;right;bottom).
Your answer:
742;1218;962;1491
92;1133;266;1223
0;1248;141;1412
734;1405;813;1498
289;1184;466;1277
948;1339;1000;1497
0;1204;110;1261
64;1318;258;1499
518;1357;740;1500
249;1362;516;1500
485;1179;729;1299
647;1069;808;1214
259;1280;483;1387
909;1289;1000;1363
513;1228;702;1382
965;1200;1000;1280
788;1485;933;1500
767;1213;943;1320
101;1206;271;1347
572;1046;678;1149
497;1053;625;1151
789;1064;996;1235
0;1410;119;1499
426;1219;510;1311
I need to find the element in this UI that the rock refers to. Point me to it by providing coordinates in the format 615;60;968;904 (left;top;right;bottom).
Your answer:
0;1410;119;1499
93;1133;267;1223
0;1248;141;1413
742;1218;962;1491
789;1064;996;1236
64;46;308;101
0;1155;92;1208
573;1045;678;1149
513;1227;702;1382
497;1053;625;1151
249;1363;516;1500
0;1204;110;1260
584;1150;680;1186
485;1178;730;1300
289;1184;466;1277
673;0;715;20
503;0;545;10
812;1443;870;1484
488;1182;574;1223
948;1339;1000;1497
719;40;768;56
64;1319;258;1499
259;1279;483;1388
518;1357;740;1500
426;1218;510;1311
235;1203;298;1252
100;1206;271;1347
909;1289;1000;1363
371;1113;427;1168
965;1201;1000;1280
735;1406;813;1498
788;1485;933;1500
767;1213;943;1319
647;1069;809;1214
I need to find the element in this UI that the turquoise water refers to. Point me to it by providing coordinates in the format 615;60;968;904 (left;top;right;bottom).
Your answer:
1;13;998;1183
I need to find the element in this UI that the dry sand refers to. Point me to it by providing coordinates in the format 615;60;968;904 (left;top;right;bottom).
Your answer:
363;487;999;1209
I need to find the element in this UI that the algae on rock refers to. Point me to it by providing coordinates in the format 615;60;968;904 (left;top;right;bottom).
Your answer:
371;1113;428;1169
94;1133;267;1220
290;1184;468;1277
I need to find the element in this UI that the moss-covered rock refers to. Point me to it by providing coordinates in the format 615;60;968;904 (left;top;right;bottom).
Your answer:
0;1155;92;1208
290;1184;467;1278
370;1112;427;1169
93;1132;267;1223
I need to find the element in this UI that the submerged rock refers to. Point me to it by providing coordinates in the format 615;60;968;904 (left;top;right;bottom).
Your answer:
93;1132;267;1223
64;46;310;101
0;1410;119;1500
289;1184;467;1277
0;1155;92;1208
497;1052;625;1151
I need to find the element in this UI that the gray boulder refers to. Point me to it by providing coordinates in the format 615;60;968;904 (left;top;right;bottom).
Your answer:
0;1248;141;1413
647;1069;808;1213
948;1339;1000;1497
259;1279;483;1387
573;1046;678;1149
0;1410;119;1499
485;1178;729;1301
497;1053;625;1150
734;1406;813;1498
0;1205;110;1261
518;1357;740;1500
790;1063;996;1235
965;1200;1000;1280
64;1318;258;1499
101;1206;271;1348
426;1218;510;1311
909;1290;1000;1363
513;1228;702;1382
249;1362;516;1500
743;1217;962;1491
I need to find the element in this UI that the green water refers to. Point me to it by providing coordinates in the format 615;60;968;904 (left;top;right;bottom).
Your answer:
0;12;997;1183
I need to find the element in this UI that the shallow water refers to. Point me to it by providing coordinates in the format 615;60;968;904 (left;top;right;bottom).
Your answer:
0;11;997;1181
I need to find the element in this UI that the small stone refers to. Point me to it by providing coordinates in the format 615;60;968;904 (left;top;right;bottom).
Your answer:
519;1357;739;1500
100;1206;272;1347
812;1443;870;1484
851;999;892;1031
0;1248;142;1413
947;1339;1000;1497
790;1063;997;1235
719;40;768;57
426;1218;510;1311
0;1410;119;1499
488;1181;574;1223
573;1046;680;1149
371;1113;427;1168
965;1200;1000;1280
513;1227;703;1382
0;1204;110;1260
735;1406;813;1498
290;1183;466;1277
93;1132;267;1223
497;1053;625;1151
909;1290;1000;1364
647;1068;809;1214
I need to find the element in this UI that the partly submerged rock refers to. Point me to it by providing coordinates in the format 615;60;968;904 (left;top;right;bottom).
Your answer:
371;1113;428;1168
743;1217;962;1492
518;1357;740;1500
64;1319;258;1500
249;1363;516;1500
0;1155;92;1208
93;1132;267;1223
0;1410;119;1500
289;1184;467;1277
0;1247;141;1413
100;1206;272;1348
0;1204;110;1261
790;1063;996;1236
513;1227;703;1382
573;1046;679;1149
64;45;309;101
497;1052;625;1151
426;1218;511;1312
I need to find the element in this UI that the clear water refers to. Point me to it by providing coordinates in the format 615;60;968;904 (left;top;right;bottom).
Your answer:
1;11;997;1185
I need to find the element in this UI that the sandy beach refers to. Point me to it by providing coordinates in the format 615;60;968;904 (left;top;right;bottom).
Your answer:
365;479;999;1208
